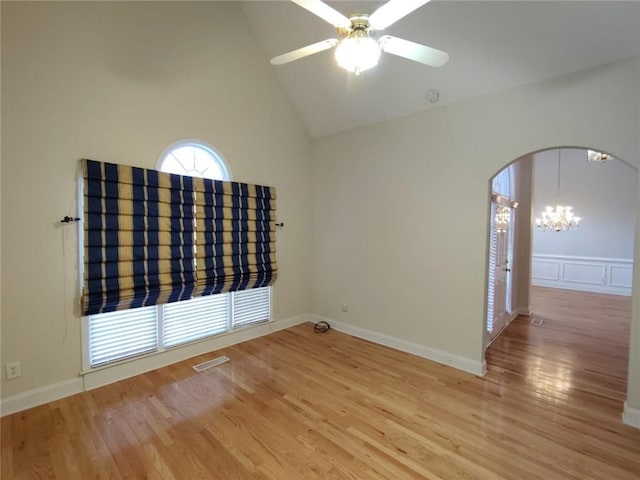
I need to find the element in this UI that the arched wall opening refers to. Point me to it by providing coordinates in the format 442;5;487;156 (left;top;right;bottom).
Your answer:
484;146;638;424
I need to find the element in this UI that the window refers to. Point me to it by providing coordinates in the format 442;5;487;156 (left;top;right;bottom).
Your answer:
84;141;272;369
158;140;229;180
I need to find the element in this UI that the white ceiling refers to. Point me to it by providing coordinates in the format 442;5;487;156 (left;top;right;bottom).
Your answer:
241;1;640;138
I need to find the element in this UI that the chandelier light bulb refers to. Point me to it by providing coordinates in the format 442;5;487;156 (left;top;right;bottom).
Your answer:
335;29;381;75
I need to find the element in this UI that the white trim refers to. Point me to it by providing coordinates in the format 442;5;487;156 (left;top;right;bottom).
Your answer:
623;401;640;429
1;378;84;417
515;306;533;316
531;254;632;296
532;254;633;264
1;314;310;416
312;315;486;377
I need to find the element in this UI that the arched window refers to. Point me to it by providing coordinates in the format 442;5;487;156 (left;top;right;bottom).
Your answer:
158;140;230;180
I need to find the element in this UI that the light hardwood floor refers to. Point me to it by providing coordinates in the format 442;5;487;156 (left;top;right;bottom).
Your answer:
2;286;640;479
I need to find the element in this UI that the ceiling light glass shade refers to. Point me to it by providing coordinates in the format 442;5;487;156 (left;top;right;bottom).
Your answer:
535;205;581;232
334;30;381;75
587;150;611;163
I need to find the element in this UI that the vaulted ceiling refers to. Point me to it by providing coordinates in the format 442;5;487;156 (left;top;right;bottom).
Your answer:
240;1;640;138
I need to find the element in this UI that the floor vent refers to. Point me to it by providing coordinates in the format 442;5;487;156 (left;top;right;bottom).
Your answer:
192;355;230;372
530;317;544;326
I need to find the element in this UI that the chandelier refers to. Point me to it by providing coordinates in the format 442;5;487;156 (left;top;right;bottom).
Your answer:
495;206;510;233
535;149;582;232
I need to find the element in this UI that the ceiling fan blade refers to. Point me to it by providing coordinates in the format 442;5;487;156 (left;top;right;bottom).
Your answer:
270;38;339;65
290;0;351;28
379;35;449;67
369;0;432;30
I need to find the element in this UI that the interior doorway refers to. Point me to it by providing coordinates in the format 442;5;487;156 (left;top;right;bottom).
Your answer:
486;147;637;347
485;146;637;405
486;162;524;346
487;193;518;344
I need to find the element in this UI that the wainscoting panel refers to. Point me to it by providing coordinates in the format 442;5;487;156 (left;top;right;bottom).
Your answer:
530;259;560;281
610;265;634;288
562;262;606;285
531;254;632;296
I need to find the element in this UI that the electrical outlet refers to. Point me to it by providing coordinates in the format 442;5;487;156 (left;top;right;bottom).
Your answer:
5;361;21;380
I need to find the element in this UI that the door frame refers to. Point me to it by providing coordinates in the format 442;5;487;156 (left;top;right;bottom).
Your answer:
486;193;518;346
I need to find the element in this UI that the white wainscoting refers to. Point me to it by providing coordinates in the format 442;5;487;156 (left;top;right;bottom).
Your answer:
531;254;633;296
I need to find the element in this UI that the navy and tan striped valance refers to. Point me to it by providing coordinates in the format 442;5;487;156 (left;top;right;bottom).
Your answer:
81;159;277;315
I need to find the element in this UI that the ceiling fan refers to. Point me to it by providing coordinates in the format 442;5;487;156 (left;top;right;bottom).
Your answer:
270;0;449;75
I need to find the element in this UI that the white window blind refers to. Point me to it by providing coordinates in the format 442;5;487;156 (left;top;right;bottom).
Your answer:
87;288;271;368
163;294;229;348
506;210;515;314
487;203;497;334
89;305;158;367
233;287;271;328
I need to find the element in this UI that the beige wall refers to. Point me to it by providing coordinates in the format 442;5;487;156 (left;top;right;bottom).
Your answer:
311;57;640;405
1;2;313;398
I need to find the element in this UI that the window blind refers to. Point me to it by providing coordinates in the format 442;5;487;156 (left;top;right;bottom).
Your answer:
162;294;229;347
232;287;271;328
89;305;158;367
487;202;498;334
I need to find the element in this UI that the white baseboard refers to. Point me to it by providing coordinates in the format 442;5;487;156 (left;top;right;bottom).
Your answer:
515;306;532;316
1;314;311;417
1;378;84;417
623;401;640;429
312;315;486;377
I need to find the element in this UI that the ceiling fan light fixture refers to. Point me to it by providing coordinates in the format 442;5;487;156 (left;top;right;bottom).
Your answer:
272;1;448;72
334;28;381;75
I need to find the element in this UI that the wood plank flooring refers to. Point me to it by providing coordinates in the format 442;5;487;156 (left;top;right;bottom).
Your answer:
2;286;640;479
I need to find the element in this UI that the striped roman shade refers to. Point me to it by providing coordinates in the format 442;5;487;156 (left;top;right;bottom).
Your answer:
81;159;277;315
193;179;277;296
82;159;196;315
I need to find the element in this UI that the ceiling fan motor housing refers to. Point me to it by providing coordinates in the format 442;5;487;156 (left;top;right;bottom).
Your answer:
335;15;381;75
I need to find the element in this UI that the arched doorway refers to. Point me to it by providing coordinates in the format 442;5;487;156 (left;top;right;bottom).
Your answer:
485;146;637;423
